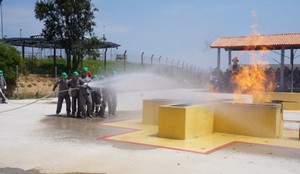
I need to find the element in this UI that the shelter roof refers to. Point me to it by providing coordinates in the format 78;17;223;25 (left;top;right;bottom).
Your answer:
3;37;120;49
210;33;300;51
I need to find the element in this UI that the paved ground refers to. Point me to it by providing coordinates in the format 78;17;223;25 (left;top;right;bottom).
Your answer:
0;89;300;174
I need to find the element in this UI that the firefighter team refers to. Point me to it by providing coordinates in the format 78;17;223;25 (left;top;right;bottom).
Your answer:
53;67;117;119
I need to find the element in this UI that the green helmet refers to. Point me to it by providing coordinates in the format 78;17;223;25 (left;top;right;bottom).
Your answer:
93;75;98;79
82;67;88;72
61;72;68;78
0;70;3;75
73;71;79;76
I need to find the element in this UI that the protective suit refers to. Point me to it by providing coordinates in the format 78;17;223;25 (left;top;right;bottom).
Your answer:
53;72;71;116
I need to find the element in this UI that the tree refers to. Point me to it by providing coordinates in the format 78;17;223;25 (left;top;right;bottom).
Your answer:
34;0;98;71
0;43;24;96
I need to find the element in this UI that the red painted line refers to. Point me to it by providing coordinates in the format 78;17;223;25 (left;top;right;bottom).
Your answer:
97;118;138;126
97;122;239;155
100;136;210;155
97;119;140;139
233;140;300;151
97;120;300;155
99;128;139;139
204;141;238;154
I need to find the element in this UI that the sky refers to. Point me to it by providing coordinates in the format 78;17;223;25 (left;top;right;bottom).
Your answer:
2;0;300;70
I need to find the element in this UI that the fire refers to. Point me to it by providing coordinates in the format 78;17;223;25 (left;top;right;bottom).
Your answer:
232;63;276;103
232;26;276;103
232;64;275;94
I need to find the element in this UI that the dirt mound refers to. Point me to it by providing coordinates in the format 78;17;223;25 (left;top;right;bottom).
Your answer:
14;74;56;98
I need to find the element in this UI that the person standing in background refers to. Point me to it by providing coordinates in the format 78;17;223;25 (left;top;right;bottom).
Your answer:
0;70;7;103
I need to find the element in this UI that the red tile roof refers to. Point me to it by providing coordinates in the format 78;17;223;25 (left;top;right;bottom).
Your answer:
210;33;300;50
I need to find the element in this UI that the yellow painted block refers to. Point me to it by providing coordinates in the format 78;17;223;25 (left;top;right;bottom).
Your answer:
214;103;283;138
253;92;300;110
158;104;214;140
143;99;178;125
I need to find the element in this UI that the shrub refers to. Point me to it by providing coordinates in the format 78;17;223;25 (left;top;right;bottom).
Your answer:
0;43;24;96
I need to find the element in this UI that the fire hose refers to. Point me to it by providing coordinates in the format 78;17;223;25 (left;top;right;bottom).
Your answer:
0;87;80;114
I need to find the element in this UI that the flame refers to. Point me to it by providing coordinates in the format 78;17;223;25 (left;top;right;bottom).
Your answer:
232;63;276;103
232;24;276;103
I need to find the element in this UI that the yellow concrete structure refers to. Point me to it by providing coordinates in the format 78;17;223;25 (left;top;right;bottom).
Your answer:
253;92;300;110
214;103;283;138
158;104;214;140
143;97;283;139
143;99;178;125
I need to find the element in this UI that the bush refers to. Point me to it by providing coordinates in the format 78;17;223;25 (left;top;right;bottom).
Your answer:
0;43;24;96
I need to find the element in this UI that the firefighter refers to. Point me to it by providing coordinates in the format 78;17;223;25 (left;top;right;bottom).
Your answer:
78;67;92;118
0;70;7;103
91;75;103;116
68;71;81;117
101;74;117;116
53;72;71;116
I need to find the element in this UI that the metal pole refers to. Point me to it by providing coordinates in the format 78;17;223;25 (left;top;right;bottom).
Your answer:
123;50;127;72
228;49;232;69
151;54;154;65
16;65;19;99
55;66;57;79
280;48;285;91
217;48;221;70
159;56;162;64
171;59;174;75
291;48;294;92
141;52;144;70
104;48;108;72
54;66;57;97
0;0;3;40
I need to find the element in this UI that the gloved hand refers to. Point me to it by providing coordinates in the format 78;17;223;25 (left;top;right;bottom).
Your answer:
82;83;88;88
4;86;6;89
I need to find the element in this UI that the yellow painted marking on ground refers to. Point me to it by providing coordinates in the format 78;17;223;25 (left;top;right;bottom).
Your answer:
101;118;300;154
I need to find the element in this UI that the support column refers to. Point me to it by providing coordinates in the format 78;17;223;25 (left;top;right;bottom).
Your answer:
123;50;127;72
228;49;232;70
217;48;221;70
53;44;56;71
22;43;25;59
291;48;294;92
104;48;108;72
141;52;144;70
280;48;285;91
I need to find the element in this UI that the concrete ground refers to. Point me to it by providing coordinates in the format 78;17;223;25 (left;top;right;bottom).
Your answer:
0;88;300;174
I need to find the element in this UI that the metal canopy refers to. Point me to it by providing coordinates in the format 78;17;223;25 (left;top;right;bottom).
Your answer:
2;36;121;73
211;33;300;51
3;37;120;49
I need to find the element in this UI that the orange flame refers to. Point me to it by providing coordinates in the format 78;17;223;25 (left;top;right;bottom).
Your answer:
232;64;275;98
232;26;276;103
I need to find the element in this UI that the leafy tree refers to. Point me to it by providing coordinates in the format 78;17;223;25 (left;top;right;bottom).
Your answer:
0;43;24;95
34;0;99;71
